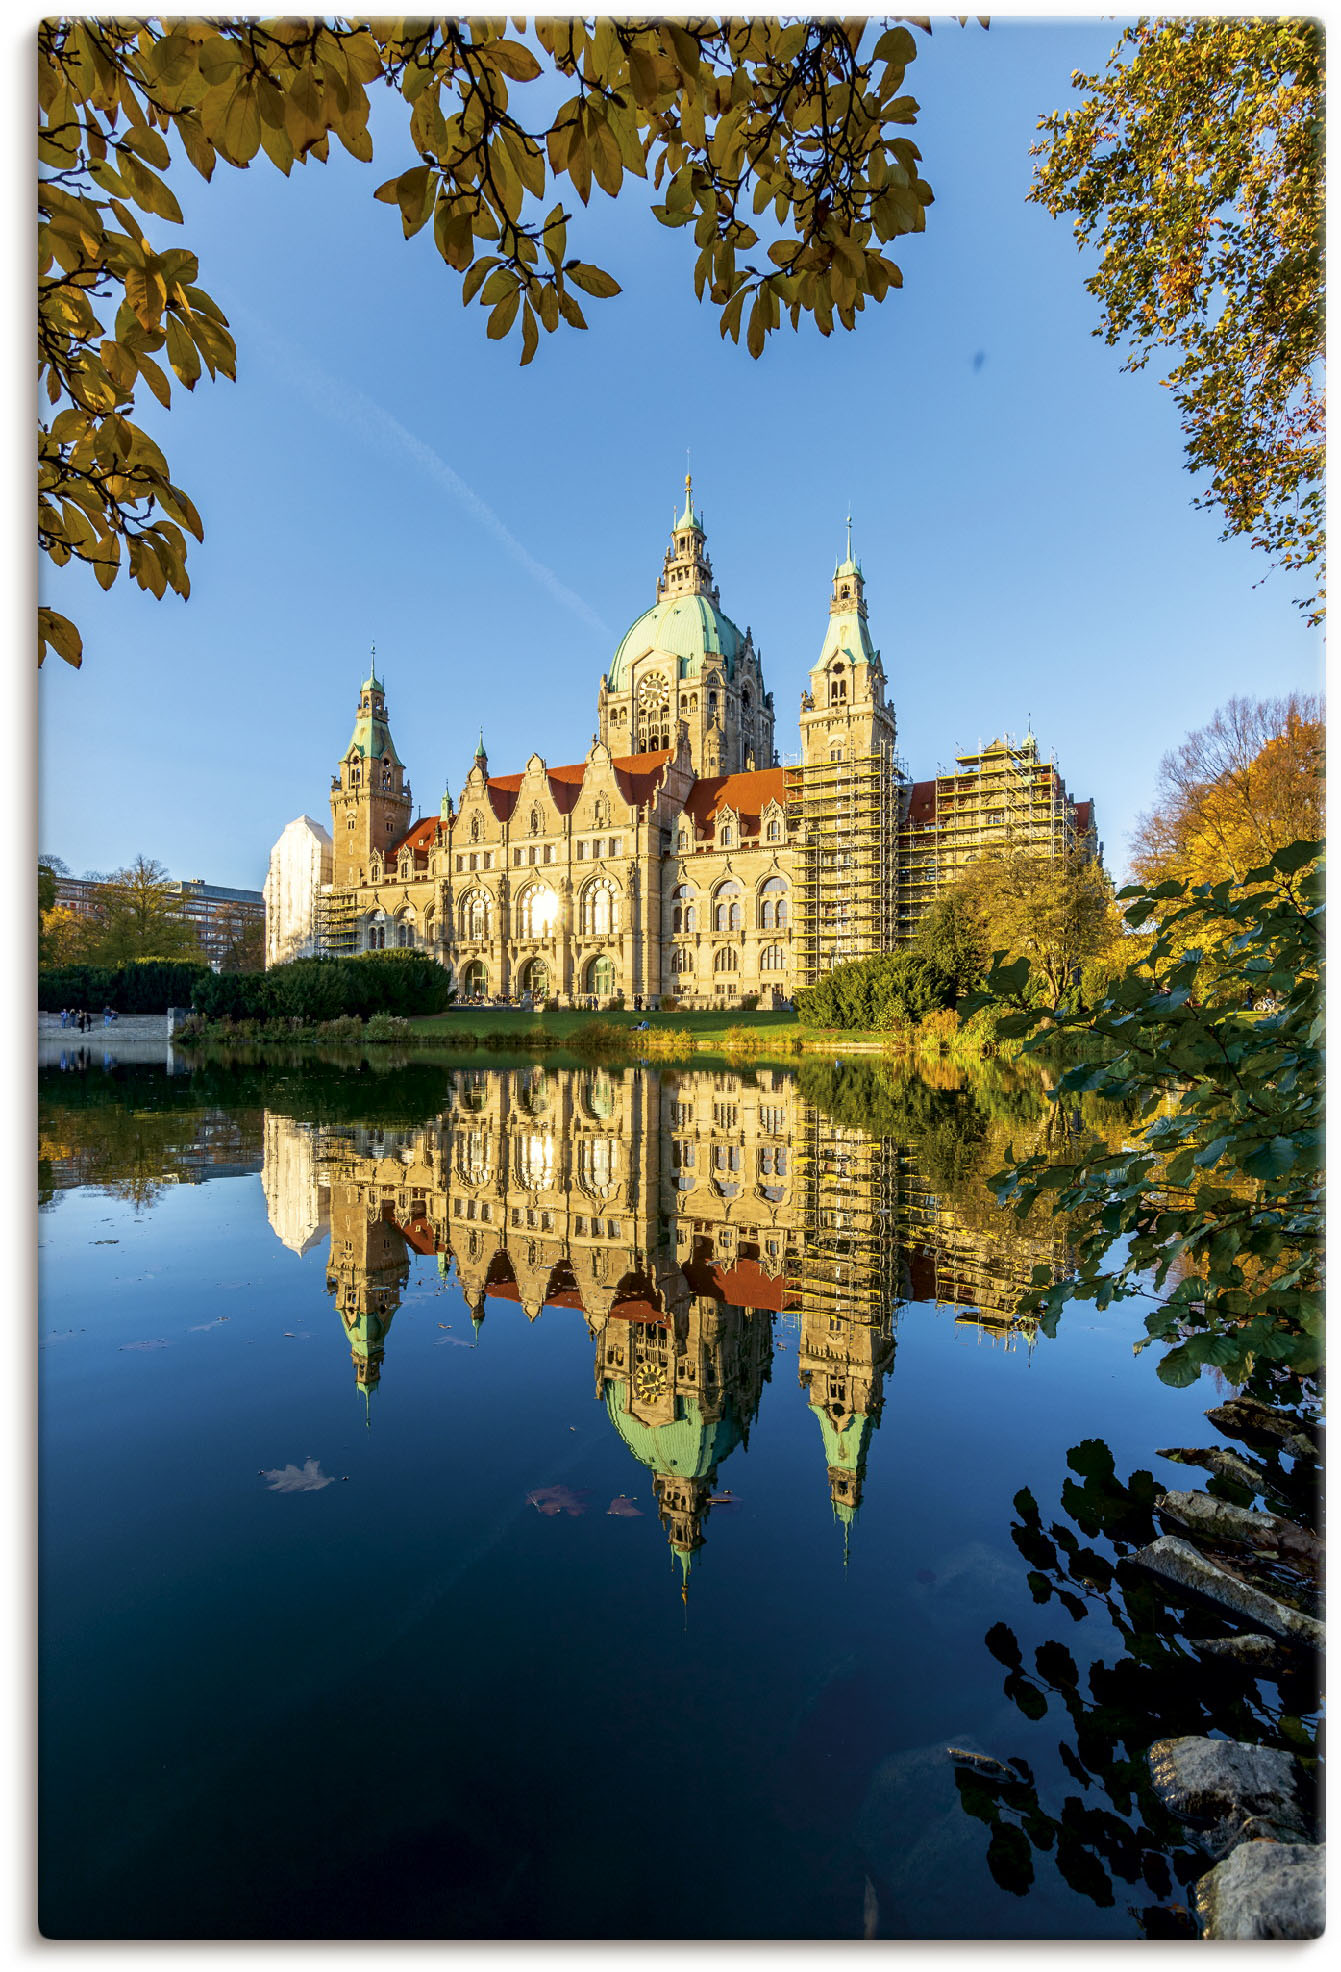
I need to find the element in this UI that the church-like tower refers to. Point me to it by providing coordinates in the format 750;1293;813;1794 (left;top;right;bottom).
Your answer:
799;528;897;768
598;478;776;777
330;662;413;887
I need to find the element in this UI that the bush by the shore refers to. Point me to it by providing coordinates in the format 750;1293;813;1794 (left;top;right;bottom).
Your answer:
191;949;454;1024
39;958;213;1014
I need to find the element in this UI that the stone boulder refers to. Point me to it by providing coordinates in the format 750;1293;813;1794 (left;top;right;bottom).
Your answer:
1195;1840;1325;1940
1148;1737;1314;1859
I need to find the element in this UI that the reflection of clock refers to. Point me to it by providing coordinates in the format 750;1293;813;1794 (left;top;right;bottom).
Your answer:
634;1360;667;1403
637;673;670;714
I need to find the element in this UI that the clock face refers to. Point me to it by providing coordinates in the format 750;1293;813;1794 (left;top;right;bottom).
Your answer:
633;1359;668;1403
637;673;670;714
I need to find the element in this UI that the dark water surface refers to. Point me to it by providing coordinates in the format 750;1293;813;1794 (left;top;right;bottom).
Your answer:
39;1053;1228;1940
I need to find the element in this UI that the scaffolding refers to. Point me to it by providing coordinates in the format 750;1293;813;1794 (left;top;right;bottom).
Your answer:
785;744;900;988
315;885;360;956
787;1112;901;1331
895;734;1095;944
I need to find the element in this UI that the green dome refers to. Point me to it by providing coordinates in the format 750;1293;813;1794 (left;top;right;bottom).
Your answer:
604;1383;743;1476
607;594;745;691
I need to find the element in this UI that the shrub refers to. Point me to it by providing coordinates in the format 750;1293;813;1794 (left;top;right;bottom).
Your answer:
193;951;453;1025
316;1014;364;1042
571;1019;630;1061
740;993;760;1011
39;958;213;1015
659;995;680;1013
795;951;958;1031
365;1012;412;1042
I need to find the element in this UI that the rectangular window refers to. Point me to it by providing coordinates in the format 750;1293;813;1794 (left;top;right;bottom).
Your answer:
469;853;478;871
544;844;553;864
513;848;522;866
485;851;495;868
610;837;622;858
529;846;538;865
577;841;586;860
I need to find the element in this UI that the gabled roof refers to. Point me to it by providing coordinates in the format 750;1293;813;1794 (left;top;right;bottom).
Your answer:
683;766;787;835
612;747;674;807
386;816;443;863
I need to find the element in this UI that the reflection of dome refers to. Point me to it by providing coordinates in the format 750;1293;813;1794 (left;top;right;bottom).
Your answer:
604;1383;743;1476
607;594;745;691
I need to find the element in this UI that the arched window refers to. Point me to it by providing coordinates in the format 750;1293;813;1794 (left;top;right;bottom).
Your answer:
586;953;616;997
349;760;362;787
758;877;790;930
829;666;847;705
580;878;618;936
518;1067;549;1116
766;816;781;842
671;884;697;934
760;944;785;970
518;957;547;1000
831;743;845;762
670;946;694;973
462;959;488;997
516;884;558;938
397;911;416;948
461;891;492;940
382;765;393;787
677;826;691;851
713;947;739;973
713;880;743;933
720;822;735;848
366;916;386;951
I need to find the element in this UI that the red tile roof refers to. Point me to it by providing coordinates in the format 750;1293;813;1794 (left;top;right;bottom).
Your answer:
483;1280;586;1311
683;766;787;837
903;779;937;829
612;747;674;807
387;816;445;861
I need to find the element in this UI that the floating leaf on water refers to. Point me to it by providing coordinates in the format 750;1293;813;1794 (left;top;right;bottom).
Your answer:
527;1484;589;1517
120;1339;169;1351
260;1458;334;1493
607;1496;642;1517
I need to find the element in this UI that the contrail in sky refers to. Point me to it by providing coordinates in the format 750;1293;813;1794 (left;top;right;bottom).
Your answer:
236;307;611;637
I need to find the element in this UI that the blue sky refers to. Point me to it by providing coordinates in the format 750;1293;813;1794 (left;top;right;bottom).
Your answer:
38;16;1323;888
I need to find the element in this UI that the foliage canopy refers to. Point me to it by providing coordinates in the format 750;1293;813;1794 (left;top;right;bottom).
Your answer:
1031;17;1324;620
39;15;973;668
970;840;1323;1392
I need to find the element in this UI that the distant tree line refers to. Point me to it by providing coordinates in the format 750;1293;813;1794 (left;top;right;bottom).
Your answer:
38;852;263;972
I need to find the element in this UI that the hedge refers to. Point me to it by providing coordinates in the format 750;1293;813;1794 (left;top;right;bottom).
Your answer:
191;949;455;1023
794;951;958;1031
39;958;213;1014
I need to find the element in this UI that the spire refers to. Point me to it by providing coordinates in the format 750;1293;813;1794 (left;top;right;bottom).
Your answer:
362;641;382;693
475;727;487;762
658;474;715;601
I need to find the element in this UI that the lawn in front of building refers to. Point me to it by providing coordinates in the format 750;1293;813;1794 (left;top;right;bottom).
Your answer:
404;1004;806;1049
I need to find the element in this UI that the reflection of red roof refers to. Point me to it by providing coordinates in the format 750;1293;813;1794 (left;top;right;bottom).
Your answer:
399;1217;439;1256
608;1298;666;1325
684;767;787;838
613;748;674;807
483;1280;587;1312
710;1259;793;1312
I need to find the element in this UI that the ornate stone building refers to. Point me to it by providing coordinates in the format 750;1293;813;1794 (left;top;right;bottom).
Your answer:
272;481;1098;1002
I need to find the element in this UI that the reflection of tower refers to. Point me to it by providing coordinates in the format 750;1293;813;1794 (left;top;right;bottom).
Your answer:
262;1112;329;1255
324;1184;410;1414
597;1277;770;1587
791;1103;900;1552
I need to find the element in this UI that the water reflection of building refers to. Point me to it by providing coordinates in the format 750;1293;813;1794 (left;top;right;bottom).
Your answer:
261;1114;329;1255
259;1066;1052;1571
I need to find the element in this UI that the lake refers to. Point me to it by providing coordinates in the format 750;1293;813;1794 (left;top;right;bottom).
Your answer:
38;1049;1253;1939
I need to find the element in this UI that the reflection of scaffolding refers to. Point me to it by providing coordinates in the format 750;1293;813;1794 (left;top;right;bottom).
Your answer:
785;746;899;987
787;1111;901;1328
895;735;1100;944
900;1165;1068;1348
315;885;360;956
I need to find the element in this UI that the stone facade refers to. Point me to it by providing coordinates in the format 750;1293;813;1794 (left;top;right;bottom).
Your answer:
277;485;1097;1002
